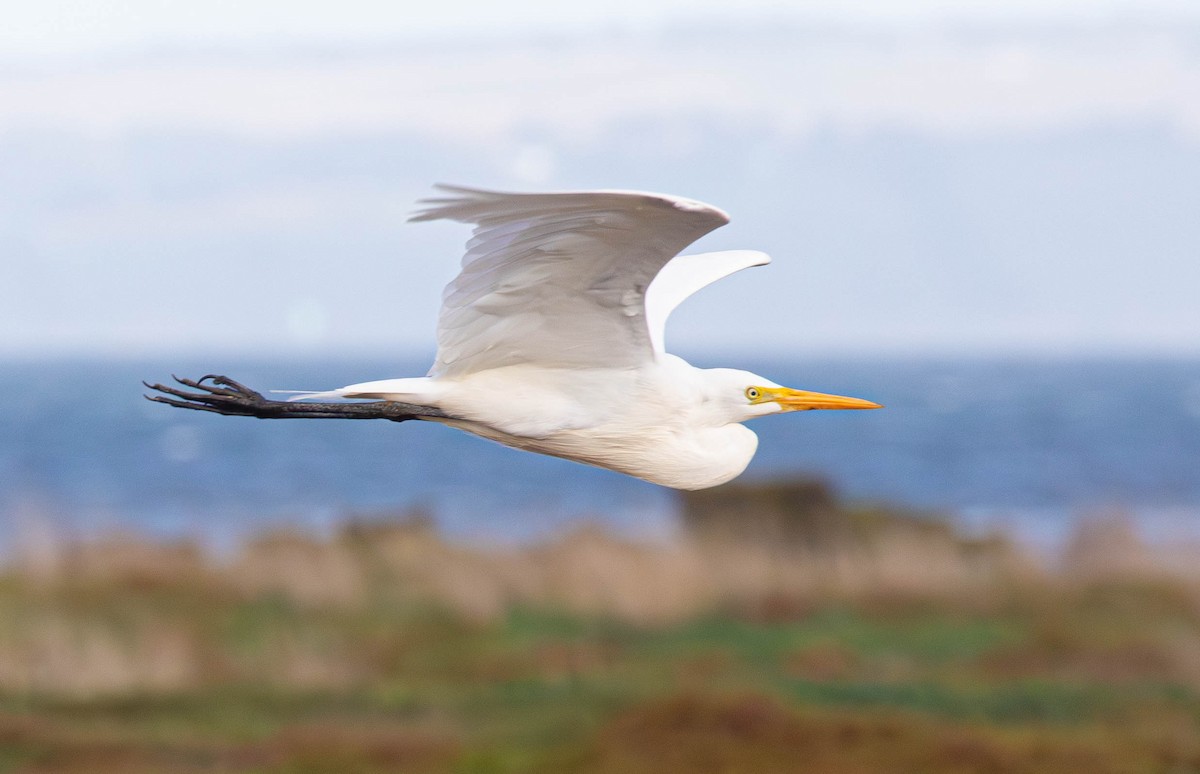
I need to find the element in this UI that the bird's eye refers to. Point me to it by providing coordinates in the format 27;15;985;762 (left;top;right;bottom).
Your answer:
745;387;760;401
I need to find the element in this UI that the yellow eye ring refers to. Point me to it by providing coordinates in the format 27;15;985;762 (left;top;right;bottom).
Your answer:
745;387;761;401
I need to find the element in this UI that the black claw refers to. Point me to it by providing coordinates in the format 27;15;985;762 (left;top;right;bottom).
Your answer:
172;375;244;399
213;375;256;394
144;393;245;415
145;374;257;412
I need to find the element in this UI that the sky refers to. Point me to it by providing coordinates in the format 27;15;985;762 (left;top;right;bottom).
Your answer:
2;2;1198;359
5;0;1198;59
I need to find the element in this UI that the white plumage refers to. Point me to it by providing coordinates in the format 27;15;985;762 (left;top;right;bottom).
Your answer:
294;185;880;489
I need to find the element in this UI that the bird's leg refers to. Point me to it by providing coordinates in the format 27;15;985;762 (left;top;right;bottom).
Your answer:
143;374;448;422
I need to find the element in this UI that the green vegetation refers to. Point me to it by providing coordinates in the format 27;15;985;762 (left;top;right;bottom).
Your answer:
2;483;1198;771
1;577;1200;772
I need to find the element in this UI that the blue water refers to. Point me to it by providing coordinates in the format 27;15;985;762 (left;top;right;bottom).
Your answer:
2;357;1199;549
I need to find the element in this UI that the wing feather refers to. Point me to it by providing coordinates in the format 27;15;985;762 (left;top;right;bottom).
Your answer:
412;185;730;376
644;250;772;355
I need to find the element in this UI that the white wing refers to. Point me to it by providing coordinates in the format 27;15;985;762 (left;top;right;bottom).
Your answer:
411;185;731;376
644;250;771;355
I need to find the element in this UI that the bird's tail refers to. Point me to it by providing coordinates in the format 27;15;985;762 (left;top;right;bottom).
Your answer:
271;389;349;403
275;377;444;404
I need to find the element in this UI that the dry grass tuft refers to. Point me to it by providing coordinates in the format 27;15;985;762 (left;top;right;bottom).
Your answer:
0;479;1197;702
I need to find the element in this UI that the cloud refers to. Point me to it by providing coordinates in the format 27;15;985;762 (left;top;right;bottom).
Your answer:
4;23;1200;358
2;25;1198;145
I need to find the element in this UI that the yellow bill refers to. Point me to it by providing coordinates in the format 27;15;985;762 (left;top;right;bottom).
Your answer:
761;386;883;412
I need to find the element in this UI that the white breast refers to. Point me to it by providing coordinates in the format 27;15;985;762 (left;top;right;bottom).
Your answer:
430;363;760;490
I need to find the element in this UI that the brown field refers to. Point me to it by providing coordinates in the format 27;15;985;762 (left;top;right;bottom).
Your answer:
2;480;1199;773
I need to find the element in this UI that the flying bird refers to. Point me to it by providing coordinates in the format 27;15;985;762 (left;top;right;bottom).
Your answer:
149;186;880;490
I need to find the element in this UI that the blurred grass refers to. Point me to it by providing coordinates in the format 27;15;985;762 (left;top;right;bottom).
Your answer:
1;481;1199;772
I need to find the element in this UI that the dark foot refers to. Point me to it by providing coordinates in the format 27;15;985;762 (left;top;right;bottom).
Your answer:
143;374;445;422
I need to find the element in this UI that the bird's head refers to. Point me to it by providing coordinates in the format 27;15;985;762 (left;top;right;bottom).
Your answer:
703;368;882;423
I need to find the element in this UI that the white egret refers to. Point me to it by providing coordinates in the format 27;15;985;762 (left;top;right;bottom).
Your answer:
149;185;880;490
